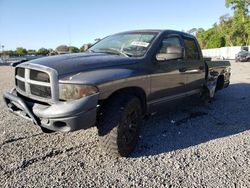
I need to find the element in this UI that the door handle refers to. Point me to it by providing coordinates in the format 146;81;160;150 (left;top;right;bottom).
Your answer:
179;68;187;72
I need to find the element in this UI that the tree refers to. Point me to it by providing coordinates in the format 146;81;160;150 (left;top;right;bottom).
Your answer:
196;27;225;49
195;1;250;48
69;46;79;53
219;14;230;25
16;47;27;56
55;45;69;54
3;50;16;56
206;33;226;48
226;0;250;22
80;43;92;52
245;16;250;44
37;48;49;55
187;28;198;35
217;16;234;46
27;49;36;55
48;48;53;53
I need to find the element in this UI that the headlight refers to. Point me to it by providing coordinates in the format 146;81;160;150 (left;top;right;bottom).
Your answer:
59;84;98;101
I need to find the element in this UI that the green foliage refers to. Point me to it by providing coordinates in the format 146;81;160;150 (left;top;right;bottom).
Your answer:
55;45;69;53
226;0;250;21
16;47;27;56
195;0;250;49
80;44;92;52
27;49;36;55
4;50;17;56
69;46;79;53
37;48;49;55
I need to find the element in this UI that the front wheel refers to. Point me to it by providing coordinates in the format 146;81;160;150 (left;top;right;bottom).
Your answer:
97;94;142;157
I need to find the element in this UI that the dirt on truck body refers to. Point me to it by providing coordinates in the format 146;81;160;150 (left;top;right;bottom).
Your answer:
3;30;231;157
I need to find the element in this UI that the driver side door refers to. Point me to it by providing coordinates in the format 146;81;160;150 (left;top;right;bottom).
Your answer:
149;35;187;104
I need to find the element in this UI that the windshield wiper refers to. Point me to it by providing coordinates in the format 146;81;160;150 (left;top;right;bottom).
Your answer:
97;48;132;57
87;49;96;53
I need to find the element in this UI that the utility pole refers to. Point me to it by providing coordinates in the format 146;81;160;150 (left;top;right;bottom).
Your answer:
68;24;71;53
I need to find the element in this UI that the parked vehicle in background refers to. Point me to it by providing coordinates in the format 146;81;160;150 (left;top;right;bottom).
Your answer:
241;46;249;52
0;55;45;66
3;30;231;157
235;51;250;62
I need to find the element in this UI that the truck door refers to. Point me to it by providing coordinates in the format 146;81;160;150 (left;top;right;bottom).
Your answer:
183;37;205;91
149;35;187;103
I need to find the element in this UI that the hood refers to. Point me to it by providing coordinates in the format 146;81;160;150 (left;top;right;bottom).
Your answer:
27;52;137;76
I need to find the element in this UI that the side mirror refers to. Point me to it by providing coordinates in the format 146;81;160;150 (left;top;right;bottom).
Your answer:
156;46;183;61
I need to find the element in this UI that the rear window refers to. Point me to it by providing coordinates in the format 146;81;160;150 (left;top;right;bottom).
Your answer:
183;38;200;60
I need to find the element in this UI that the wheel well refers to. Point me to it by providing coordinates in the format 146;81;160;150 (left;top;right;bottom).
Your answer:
216;75;224;91
99;87;147;115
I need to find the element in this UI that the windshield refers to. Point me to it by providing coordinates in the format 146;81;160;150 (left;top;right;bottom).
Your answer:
89;33;157;57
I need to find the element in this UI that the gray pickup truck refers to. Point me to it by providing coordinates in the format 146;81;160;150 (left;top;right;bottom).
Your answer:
3;30;230;157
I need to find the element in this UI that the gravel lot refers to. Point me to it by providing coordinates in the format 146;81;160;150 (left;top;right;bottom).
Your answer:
0;61;250;187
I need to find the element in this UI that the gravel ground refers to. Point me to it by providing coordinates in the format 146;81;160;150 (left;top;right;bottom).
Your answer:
0;61;250;187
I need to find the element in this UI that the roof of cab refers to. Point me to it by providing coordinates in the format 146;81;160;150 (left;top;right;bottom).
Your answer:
116;29;194;38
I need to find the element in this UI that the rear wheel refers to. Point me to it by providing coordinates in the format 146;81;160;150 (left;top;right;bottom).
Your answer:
97;94;142;157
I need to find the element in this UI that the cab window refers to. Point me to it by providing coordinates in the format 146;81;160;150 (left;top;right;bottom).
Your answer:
183;38;200;60
158;37;181;53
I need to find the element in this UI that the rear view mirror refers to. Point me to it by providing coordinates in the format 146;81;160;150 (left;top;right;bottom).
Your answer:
156;46;183;61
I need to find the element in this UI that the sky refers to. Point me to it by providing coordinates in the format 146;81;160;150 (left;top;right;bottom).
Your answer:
0;0;233;50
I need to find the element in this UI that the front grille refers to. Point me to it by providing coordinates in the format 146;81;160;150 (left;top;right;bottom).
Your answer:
15;67;54;101
16;79;25;92
16;67;25;77
30;84;51;98
30;70;50;83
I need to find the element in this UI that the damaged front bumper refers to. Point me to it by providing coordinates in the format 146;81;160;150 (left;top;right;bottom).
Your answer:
3;89;99;132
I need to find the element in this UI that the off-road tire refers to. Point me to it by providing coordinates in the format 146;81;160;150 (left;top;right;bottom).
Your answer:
97;94;142;157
